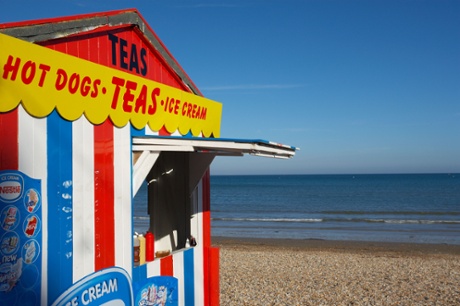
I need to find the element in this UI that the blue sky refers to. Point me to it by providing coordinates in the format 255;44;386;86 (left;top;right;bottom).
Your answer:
1;0;459;175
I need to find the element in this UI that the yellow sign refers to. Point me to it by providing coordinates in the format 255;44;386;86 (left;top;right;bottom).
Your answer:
0;33;222;137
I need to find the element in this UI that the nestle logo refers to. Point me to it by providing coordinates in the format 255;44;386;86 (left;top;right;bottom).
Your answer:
0;174;24;202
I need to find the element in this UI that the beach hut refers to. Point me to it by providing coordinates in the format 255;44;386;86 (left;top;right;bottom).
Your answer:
0;9;297;306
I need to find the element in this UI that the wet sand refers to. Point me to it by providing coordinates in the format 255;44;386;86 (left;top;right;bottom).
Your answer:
213;237;460;305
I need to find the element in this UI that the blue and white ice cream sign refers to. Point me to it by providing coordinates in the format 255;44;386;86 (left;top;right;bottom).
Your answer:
134;276;178;306
51;267;134;306
0;170;42;305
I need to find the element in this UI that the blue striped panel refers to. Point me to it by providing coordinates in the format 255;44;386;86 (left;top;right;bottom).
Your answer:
47;111;74;303
130;125;146;137
183;130;193;138
184;248;195;306
132;264;147;283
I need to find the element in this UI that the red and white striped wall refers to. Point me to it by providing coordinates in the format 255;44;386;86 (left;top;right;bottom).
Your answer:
0;106;216;305
1;105;132;304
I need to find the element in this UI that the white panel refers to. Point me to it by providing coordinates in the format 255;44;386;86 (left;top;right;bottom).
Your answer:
72;117;95;281
17;106;49;305
132;145;195;152
133;151;159;196
114;124;133;272
132;137;297;158
171;130;182;137
146;260;161;277
173;252;185;306
144;125;159;136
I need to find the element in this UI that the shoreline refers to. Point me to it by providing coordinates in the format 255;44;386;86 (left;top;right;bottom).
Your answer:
212;236;460;255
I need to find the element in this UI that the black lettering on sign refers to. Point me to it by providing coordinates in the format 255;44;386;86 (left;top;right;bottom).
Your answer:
108;33;148;76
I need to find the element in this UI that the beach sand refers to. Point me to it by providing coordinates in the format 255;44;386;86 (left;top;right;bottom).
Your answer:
213;237;460;305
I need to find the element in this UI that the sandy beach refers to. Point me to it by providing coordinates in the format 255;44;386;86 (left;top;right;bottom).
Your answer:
213;237;460;305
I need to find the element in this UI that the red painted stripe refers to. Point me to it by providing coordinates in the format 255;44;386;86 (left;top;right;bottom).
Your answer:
209;247;220;306
0;110;19;170
202;169;211;306
158;126;171;136
94;120;115;270
160;256;174;276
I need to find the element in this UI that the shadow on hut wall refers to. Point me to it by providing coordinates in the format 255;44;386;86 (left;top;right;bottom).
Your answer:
144;151;214;253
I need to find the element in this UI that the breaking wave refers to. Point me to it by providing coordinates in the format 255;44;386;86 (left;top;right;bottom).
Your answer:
211;217;460;225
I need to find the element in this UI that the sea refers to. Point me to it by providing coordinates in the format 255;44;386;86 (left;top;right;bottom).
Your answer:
133;174;460;245
209;174;460;245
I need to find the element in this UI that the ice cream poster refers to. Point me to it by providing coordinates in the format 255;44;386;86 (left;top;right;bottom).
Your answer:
51;267;134;306
0;170;42;305
134;276;178;306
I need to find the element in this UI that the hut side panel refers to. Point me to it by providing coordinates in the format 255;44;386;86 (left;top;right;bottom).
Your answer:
0;11;217;305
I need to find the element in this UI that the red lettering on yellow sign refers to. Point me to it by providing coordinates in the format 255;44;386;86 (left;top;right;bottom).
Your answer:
161;97;207;120
111;76;157;115
55;69;101;98
2;54;208;121
3;55;51;87
0;32;222;136
2;55;103;99
183;101;207;120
